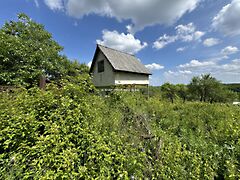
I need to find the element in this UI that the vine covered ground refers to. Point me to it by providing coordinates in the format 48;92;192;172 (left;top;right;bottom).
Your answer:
0;81;239;179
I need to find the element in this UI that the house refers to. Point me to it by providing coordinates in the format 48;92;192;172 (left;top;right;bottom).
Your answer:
89;44;151;87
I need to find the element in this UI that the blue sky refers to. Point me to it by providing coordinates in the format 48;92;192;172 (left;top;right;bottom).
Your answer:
1;0;240;85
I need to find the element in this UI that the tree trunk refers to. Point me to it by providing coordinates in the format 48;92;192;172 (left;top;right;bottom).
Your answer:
39;75;46;90
183;97;186;103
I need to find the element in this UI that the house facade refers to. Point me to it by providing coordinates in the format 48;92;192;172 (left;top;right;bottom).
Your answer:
90;44;151;87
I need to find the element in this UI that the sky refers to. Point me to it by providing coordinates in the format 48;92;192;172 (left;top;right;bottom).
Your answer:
0;0;240;85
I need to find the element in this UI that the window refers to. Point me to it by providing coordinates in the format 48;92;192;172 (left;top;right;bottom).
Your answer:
98;60;104;73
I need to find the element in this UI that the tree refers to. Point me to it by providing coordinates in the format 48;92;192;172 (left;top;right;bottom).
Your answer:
176;84;188;103
188;76;201;101
161;83;176;103
188;74;235;103
0;13;88;87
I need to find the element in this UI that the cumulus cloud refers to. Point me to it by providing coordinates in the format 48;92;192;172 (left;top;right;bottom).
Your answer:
212;0;240;36
178;59;215;69
96;30;147;54
221;46;239;55
145;63;164;70
153;23;205;50
44;0;201;32
164;58;240;84
220;59;240;73
153;35;176;49
44;0;63;10
203;38;220;47
175;23;205;42
163;43;240;84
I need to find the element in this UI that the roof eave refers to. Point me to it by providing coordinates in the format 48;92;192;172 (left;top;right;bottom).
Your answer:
114;69;152;75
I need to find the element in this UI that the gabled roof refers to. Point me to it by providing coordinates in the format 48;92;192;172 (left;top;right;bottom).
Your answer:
90;44;151;75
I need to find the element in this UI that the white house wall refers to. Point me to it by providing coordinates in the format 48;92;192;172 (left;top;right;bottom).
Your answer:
115;72;149;85
92;51;115;87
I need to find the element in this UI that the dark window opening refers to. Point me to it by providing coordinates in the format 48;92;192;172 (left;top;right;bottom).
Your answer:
98;60;104;73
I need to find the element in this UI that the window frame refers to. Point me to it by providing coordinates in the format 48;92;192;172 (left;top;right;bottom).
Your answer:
97;60;104;73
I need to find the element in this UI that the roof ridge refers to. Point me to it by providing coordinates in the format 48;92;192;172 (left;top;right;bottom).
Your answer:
97;44;135;57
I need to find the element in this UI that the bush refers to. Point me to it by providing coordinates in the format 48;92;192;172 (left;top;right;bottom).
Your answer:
1;84;240;179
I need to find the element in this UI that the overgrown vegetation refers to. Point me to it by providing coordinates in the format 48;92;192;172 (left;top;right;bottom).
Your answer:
153;74;238;103
0;14;240;179
1;86;240;179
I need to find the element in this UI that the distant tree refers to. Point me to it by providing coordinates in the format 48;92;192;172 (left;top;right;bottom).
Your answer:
176;84;188;103
161;83;176;103
188;76;202;101
209;85;238;103
188;74;235;103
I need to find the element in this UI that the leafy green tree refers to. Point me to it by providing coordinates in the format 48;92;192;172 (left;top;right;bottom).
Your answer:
175;84;188;103
0;13;88;87
0;13;62;87
161;83;176;103
209;85;238;103
187;76;201;100
188;74;223;102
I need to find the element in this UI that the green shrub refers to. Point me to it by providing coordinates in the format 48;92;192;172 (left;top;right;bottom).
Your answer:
1;85;239;179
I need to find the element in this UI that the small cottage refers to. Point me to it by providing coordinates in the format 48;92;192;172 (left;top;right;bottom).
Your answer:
90;44;151;87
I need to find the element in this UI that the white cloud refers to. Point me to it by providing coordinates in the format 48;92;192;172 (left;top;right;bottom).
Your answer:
153;34;176;49
175;23;205;42
96;30;147;54
203;38;220;47
163;70;193;84
162;44;240;84
153;23;205;50
212;0;240;36
176;47;187;52
145;63;164;70
220;59;240;73
44;0;63;10
178;59;215;69
44;0;201;32
179;70;192;74
126;24;133;34
164;58;240;84
221;46;239;55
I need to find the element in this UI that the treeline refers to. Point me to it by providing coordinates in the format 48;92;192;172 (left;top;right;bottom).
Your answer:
225;83;240;93
150;74;239;103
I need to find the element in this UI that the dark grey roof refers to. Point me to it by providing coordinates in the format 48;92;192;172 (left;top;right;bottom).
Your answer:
96;44;151;75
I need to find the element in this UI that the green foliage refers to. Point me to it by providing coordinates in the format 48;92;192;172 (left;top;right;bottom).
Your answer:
1;82;240;179
161;82;176;103
156;74;237;103
188;74;236;103
0;83;146;179
225;83;240;93
175;84;188;102
0;13;89;87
